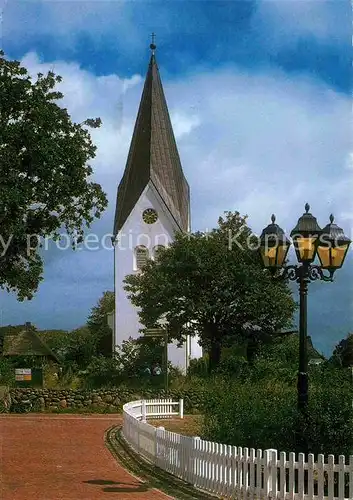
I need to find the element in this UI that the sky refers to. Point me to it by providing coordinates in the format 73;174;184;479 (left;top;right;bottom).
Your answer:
0;0;352;357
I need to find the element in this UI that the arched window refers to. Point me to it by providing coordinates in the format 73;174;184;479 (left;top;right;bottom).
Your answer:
135;246;149;270
153;245;165;261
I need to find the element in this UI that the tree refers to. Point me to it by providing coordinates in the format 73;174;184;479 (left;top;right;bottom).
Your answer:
58;326;97;370
331;332;353;368
0;51;107;300
84;337;165;388
33;292;115;371
87;291;115;357
124;211;296;373
114;336;164;380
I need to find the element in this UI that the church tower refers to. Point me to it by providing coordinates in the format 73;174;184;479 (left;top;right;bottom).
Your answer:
112;40;201;371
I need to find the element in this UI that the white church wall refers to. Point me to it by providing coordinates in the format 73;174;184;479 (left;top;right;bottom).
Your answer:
190;335;203;359
114;182;196;372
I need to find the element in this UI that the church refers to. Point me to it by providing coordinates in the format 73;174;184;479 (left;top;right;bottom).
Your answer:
110;40;202;372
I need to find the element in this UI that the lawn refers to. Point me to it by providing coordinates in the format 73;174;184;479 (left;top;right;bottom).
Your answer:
148;415;202;437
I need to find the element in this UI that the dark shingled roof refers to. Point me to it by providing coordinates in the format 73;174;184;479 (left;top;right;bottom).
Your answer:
113;52;190;235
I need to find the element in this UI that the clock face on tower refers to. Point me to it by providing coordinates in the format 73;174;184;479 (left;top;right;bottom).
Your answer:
142;208;158;224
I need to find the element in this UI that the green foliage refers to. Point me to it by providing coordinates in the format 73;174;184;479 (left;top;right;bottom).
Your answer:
59;326;97;370
83;337;166;389
214;334;326;384
0;50;108;300
0;357;15;386
217;354;250;379
201;337;353;457
331;332;353;368
202;372;353;456
248;335;300;384
25;291;115;375
124;211;296;372
7;354;49;369
202;377;298;451
84;355;121;388
130;336;164;376
87;290;114;356
303;375;353;456
37;329;69;356
168;374;207;413
187;356;209;378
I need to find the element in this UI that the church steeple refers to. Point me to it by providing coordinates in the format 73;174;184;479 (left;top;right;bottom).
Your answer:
113;39;190;235
150;32;156;55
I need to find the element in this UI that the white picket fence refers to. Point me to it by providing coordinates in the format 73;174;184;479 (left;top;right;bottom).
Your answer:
122;398;353;499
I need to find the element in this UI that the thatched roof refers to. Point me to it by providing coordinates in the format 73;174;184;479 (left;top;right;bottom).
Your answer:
1;323;60;363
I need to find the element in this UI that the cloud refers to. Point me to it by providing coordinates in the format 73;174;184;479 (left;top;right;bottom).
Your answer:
21;51;142;123
13;51;353;256
253;0;349;49
162;67;352;237
170;112;201;140
2;1;129;45
3;0;347;69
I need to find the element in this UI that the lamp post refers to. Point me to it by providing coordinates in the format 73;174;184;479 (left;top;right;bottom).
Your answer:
259;203;351;415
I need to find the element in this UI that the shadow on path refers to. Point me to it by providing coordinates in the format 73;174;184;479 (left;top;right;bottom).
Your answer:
84;479;149;494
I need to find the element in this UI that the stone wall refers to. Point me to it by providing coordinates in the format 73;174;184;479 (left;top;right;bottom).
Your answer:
9;387;204;413
10;388;131;412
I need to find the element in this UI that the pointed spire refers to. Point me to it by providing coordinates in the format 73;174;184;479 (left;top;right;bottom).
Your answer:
114;41;189;235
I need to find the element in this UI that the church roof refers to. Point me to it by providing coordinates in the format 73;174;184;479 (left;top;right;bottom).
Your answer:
113;47;190;235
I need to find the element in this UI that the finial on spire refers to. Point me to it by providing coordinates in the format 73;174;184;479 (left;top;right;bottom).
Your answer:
271;214;276;224
305;203;310;213
150;32;156;54
329;214;334;224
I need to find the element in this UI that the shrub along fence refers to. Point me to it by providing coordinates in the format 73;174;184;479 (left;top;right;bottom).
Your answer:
122;399;353;500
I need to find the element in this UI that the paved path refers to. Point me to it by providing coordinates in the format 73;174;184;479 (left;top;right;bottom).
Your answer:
0;414;172;500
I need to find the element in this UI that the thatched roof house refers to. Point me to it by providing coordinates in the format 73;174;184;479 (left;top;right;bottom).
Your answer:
0;322;60;363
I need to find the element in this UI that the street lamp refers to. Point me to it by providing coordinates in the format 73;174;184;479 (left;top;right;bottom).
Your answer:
259;203;351;414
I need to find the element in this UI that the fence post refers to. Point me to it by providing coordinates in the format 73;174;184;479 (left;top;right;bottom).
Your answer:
156;426;165;468
191;436;201;486
142;400;147;422
179;398;184;419
265;449;277;498
137;417;140;453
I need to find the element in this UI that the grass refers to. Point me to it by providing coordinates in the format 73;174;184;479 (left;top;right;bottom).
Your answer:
39;406;122;414
148;415;203;437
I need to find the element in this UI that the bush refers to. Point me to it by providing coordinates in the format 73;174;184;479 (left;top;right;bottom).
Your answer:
187;356;209;378
84;355;123;388
216;355;250;379
202;377;298;451
201;366;353;457
0;358;15;386
302;369;353;456
169;375;207;413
